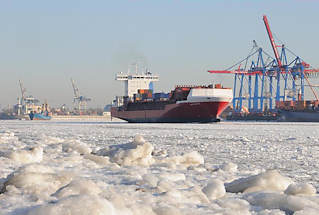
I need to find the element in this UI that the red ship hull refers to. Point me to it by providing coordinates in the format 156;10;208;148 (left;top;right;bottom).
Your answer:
111;101;229;123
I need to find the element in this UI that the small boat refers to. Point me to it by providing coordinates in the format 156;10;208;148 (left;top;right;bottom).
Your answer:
0;112;18;120
29;111;51;120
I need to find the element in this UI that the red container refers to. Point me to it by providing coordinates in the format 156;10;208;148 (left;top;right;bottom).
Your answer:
215;84;222;89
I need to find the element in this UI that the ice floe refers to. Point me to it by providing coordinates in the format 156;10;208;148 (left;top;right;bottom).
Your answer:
0;121;319;215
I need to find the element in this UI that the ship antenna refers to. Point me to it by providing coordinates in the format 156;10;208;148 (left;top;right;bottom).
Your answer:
135;63;138;74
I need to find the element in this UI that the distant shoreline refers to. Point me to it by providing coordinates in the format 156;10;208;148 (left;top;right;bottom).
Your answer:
51;115;115;121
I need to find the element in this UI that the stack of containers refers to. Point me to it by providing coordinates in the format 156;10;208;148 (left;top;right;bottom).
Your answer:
138;89;153;101
133;93;142;101
153;93;169;101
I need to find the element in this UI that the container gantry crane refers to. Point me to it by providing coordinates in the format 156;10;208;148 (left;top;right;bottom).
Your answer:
208;15;319;114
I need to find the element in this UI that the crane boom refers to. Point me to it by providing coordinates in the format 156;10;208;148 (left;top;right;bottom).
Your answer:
71;78;80;98
263;15;282;68
19;80;26;100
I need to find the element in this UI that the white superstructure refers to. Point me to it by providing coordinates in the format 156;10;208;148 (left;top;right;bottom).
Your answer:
177;88;233;104
116;70;159;98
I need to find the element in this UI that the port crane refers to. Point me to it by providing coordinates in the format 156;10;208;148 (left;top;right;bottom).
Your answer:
208;15;319;114
17;80;26;115
17;80;40;115
71;78;91;114
19;80;26;105
263;15;319;103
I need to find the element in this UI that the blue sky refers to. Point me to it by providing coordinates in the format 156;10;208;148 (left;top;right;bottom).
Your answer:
0;0;318;108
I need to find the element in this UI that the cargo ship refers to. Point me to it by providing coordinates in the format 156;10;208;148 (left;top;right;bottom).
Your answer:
279;110;319;122
111;70;232;123
226;112;279;121
277;100;319;122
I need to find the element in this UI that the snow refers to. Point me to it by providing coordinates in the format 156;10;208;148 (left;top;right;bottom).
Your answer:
0;120;319;215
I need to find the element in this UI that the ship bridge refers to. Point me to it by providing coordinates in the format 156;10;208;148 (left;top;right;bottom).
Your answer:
116;72;159;98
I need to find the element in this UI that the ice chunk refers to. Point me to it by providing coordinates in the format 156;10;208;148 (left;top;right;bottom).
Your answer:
185;185;210;204
225;170;293;193
244;192;319;213
43;136;65;145
1;164;73;199
107;135;155;166
162;189;183;201
95;146;111;156
158;185;210;205
156;180;176;193
106;187;155;215
7;146;43;164
152;149;168;157
294;208;319;215
63;140;92;155
83;154;110;166
0;131;17;142
257;209;286;215
202;179;226;200
160;151;204;168
133;134;146;146
142;174;159;188
284;183;317;196
220;162;238;172
26;194;115;215
14;163;56;174
53;179;102;198
217;198;251;214
179;151;204;166
159;173;185;182
153;206;182;215
128;203;156;215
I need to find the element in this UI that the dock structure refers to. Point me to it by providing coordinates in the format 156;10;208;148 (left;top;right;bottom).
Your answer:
51;115;114;121
208;15;319;115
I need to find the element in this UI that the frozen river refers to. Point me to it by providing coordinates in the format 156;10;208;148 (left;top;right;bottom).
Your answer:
0;120;318;214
